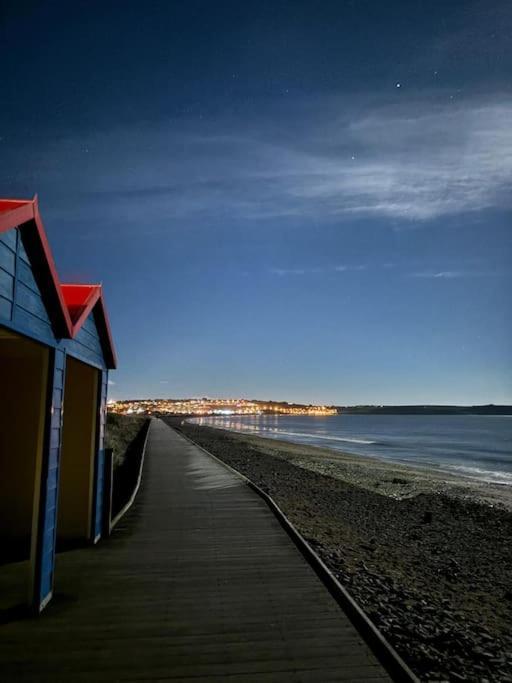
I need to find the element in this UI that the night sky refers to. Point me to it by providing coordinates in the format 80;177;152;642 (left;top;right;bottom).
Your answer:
1;1;511;404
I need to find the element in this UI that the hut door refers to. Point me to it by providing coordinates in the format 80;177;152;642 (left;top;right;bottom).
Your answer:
57;357;99;547
0;329;51;612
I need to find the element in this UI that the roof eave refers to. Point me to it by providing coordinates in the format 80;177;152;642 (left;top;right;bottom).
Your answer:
1;197;117;368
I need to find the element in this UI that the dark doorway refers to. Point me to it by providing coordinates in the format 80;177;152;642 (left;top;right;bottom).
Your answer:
0;328;49;609
57;356;99;549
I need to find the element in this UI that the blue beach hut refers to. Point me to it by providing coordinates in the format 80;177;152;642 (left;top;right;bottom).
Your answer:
0;197;116;612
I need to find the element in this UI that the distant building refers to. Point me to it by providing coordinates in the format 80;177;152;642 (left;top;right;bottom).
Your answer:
109;397;338;416
0;197;116;612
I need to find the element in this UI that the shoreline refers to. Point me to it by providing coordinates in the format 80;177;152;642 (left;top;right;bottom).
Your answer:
186;420;512;511
170;418;512;682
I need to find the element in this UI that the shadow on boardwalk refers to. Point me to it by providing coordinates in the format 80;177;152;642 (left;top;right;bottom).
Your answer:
0;419;390;682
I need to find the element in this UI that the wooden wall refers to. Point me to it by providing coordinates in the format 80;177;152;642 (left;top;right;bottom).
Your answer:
0;227;57;346
36;348;65;609
94;371;109;541
0;225;107;371
0;224;112;610
0;229;15;320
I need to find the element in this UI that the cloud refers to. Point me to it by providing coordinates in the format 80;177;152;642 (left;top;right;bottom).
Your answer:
412;271;465;279
334;264;367;272
271;264;367;276
410;270;499;279
271;264;504;279
4;93;512;226
159;380;169;384
108;379;116;385
270;268;308;276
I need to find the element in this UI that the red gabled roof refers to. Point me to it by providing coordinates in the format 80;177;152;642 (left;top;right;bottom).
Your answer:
0;197;117;368
60;284;101;327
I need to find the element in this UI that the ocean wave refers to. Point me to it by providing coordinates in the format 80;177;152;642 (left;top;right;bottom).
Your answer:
267;429;377;445
444;464;512;485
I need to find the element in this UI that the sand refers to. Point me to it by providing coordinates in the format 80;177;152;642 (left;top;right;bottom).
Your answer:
167;419;512;683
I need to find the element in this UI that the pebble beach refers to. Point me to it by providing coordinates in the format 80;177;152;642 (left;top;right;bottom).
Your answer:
169;419;512;682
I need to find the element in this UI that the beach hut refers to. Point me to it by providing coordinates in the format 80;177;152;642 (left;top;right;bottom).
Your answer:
0;197;116;612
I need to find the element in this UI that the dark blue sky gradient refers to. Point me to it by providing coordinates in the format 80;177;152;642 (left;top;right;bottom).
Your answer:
1;1;511;403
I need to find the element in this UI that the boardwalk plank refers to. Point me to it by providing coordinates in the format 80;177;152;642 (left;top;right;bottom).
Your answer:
0;419;391;682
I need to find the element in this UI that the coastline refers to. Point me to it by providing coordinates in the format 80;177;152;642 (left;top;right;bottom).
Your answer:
188;420;512;511
169;419;512;682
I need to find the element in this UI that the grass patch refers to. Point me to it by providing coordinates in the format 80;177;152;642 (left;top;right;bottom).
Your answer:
106;412;147;468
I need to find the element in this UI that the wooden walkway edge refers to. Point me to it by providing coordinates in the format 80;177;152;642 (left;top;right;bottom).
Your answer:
180;428;418;683
0;419;392;682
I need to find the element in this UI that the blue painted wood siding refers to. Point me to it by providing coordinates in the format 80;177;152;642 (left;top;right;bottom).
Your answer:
1;225;113;608
0;229;16;320
1;225;110;605
0;226;107;371
37;348;66;609
93;371;109;540
63;311;106;370
0;227;58;345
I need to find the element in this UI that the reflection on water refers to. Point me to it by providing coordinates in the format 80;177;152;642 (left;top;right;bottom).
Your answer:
190;414;512;485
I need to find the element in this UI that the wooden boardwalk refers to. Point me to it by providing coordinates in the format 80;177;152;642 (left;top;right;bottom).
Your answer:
0;419;391;682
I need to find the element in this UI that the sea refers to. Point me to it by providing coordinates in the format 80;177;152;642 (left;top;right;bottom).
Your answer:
190;414;512;485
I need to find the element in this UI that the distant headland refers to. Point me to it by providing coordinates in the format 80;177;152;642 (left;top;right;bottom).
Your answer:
337;404;512;415
108;398;512;417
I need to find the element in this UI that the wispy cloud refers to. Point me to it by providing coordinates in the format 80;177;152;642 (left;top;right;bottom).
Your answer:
270;264;367;276
334;264;367;272
270;268;309;276
412;271;465;279
5;94;512;226
271;264;505;279
411;270;499;279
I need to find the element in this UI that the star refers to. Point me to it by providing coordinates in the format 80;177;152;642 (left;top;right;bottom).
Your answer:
396;82;401;88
